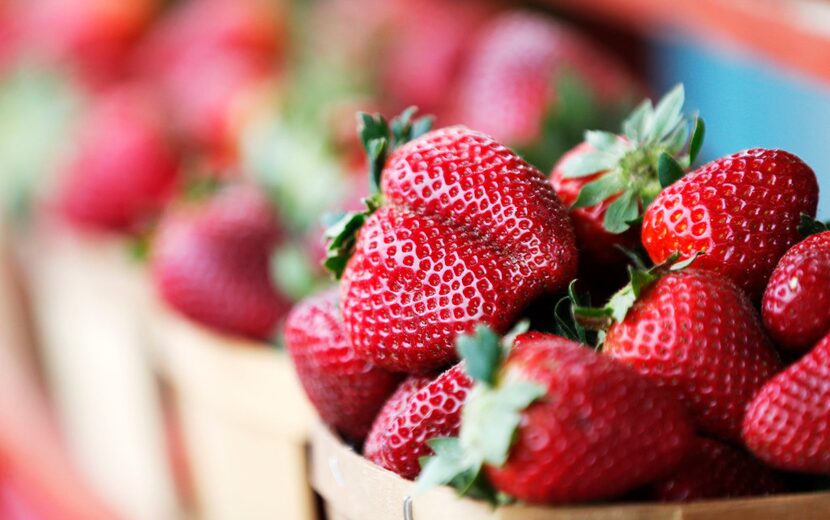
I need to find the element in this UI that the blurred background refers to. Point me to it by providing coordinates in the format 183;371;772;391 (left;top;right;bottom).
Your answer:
1;0;829;519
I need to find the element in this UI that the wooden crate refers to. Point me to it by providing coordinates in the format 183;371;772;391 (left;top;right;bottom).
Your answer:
147;297;317;520
18;223;180;520
311;422;830;520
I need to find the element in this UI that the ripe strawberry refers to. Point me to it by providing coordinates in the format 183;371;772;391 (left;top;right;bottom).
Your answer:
743;330;830;474
762;225;830;354
58;85;180;234
576;259;782;442
151;183;289;340
642;148;819;299
380;0;497;118
419;328;694;504
284;288;401;442
551;85;703;267
326;109;577;373
649;437;786;502
452;10;639;171
364;364;471;480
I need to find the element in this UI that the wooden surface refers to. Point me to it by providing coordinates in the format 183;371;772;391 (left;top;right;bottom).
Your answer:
545;0;830;85
19;223;180;520
311;422;830;520
148;297;316;520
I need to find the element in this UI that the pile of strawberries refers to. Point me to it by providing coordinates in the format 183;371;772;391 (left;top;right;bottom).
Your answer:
285;87;830;505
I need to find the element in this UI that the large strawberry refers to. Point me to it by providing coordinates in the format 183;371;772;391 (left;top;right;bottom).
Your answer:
762;220;830;354
642;148;819;299
325;109;578;373
364;363;471;480
575;257;782;442
58;85;180;234
418;327;694;504
649;437;786;502
551;85;704;267
452;10;639;171
743;330;830;474
284;288;401;442
151;183;289;340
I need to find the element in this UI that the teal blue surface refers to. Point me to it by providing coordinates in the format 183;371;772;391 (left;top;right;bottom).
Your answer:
650;38;830;217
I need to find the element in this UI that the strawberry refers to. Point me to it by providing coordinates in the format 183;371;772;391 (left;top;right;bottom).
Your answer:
452;10;639;171
326;109;577;373
642;148;819;299
743;330;830;474
762;222;830;354
364;363;471;480
649;437;786;502
380;0;497;118
58;85;180;234
151;183;289;340
575;257;782;442
284;288;401;442
551;85;703;267
418;327;694;504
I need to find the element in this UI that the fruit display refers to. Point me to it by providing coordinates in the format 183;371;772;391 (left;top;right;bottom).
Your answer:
3;1;830;519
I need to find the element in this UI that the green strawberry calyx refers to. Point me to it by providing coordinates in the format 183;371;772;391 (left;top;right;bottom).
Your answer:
797;213;830;238
322;107;433;278
561;84;705;234
416;324;544;502
573;252;702;335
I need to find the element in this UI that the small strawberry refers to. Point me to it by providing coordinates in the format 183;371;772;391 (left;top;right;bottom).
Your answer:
58;85;180;234
762;219;830;354
151;183;289;340
642;148;819;299
364;363;471;480
284;288;401;442
649;437;786;502
452;10;639;171
418;327;694;504
551;85;704;267
743;330;830;474
575;257;782;442
326;108;577;373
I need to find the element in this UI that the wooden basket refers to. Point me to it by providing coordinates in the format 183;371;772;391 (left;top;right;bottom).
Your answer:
18;223;180;520
147;297;317;520
311;422;830;520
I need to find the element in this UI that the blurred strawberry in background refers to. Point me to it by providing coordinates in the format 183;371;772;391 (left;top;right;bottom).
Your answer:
57;84;180;234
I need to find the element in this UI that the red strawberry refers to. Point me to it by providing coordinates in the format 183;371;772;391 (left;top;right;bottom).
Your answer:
578;260;782;442
762;227;830;354
551;85;703;267
327;110;577;373
650;437;786;502
58;85;180;233
364;364;471;480
419;328;694;504
452;10;638;171
743;330;830;474
380;0;497;118
642;148;819;299
284;288;401;442
151;183;289;340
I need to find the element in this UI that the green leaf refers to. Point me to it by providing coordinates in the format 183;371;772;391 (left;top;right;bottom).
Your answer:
668;251;704;271
460;382;546;467
657;152;685;188
622;99;652;142
584;130;618;151
415;437;478;494
322;197;380;278
571;172;626;208
457;325;503;386
689;117;705;163
603;189;639;233
647;84;685;144
798;213;830;237
390;106;418;144
553;280;597;345
366;137;388;195
271;245;319;300
502;320;530;351
411;115;435;140
561;150;619;178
